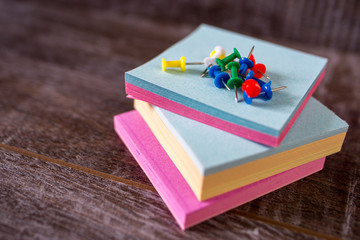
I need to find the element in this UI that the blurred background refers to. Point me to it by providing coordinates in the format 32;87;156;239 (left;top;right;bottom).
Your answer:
81;0;360;52
17;0;359;51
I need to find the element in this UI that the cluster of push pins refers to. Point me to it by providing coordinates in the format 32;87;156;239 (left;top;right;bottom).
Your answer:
162;46;286;104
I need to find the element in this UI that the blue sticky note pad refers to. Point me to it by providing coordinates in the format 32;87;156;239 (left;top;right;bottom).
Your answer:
126;24;328;146
153;97;348;176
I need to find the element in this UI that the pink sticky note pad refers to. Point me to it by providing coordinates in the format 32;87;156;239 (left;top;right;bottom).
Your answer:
114;110;326;230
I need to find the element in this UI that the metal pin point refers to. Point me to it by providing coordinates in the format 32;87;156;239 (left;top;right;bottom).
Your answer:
234;86;239;102
222;81;231;91
258;70;271;80
271;86;287;92
248;45;255;58
200;64;212;77
186;62;204;65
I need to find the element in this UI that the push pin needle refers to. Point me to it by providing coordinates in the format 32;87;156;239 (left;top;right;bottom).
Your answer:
247;45;255;58
258;70;271;80
200;64;212;77
223;81;231;91
235;86;239;102
272;86;287;91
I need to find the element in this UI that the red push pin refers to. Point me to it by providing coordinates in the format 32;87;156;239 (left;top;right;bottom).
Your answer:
242;79;261;98
249;54;255;64
252;63;270;80
251;63;266;79
246;46;270;80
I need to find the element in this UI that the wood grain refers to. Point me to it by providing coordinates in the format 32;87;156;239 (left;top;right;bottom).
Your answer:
0;0;359;239
1;149;322;240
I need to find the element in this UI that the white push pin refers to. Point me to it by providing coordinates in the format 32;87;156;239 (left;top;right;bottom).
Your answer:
200;46;226;77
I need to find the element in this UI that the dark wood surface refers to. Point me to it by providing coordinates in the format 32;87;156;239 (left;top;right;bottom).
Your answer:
1;1;359;239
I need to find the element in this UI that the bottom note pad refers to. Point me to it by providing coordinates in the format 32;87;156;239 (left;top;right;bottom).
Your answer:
134;98;348;200
114;110;326;230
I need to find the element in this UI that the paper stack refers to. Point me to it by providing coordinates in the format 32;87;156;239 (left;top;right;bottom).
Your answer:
114;24;348;230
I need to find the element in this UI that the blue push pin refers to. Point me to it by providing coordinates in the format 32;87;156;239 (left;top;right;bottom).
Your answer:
245;70;266;87
238;45;255;77
239;57;254;76
243;81;287;104
209;65;231;90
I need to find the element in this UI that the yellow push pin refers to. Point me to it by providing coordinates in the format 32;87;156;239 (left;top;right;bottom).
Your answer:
162;56;203;72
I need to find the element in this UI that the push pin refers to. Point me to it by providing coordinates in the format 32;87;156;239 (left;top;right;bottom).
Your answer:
209;65;230;89
242;79;261;98
252;63;270;80
162;56;204;72
243;81;286;104
246;46;270;80
216;48;241;71
226;62;243;102
200;46;226;77
239;57;254;76
237;46;255;77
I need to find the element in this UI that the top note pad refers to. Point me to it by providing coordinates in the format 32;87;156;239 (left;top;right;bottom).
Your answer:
125;24;327;146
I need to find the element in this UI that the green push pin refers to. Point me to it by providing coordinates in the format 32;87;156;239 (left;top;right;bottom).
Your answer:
226;61;243;102
216;48;241;72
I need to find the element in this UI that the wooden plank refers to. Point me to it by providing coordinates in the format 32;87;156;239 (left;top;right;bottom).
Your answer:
0;0;191;184
0;148;320;239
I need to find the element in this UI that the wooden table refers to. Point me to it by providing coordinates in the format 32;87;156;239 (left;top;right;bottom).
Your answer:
1;1;359;239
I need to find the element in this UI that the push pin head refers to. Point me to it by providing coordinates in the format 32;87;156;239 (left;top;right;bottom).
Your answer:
252;63;267;79
201;46;226;77
249;54;255;64
162;56;186;72
209;65;230;89
216;48;241;72
204;46;226;66
239;57;254;68
242;79;261;98
238;57;254;76
261;81;273;100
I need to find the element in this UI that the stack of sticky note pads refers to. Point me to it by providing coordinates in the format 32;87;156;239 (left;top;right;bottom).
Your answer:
114;24;348;230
